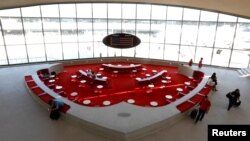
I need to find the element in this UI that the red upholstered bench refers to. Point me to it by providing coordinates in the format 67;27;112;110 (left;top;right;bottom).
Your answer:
101;64;142;73
136;70;167;85
24;75;33;82
31;87;45;96
189;94;204;103
78;70;108;86
26;81;37;89
176;101;196;113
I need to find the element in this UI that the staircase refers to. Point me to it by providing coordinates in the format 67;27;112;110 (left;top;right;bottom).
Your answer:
236;68;250;77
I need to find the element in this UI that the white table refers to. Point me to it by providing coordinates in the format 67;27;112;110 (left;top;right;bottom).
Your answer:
103;100;111;106
148;84;154;88
80;80;86;83
55;86;62;89
150;101;158;106
83;100;91;105
97;85;103;89
136;77;141;81
166;76;171;80
70;92;78;96
152;70;157;73
161;80;167;83
49;79;55;83
127;99;135;104
176;88;183;92
165;95;173;99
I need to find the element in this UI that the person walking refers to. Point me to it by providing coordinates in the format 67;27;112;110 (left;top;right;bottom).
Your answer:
227;89;241;111
195;96;211;123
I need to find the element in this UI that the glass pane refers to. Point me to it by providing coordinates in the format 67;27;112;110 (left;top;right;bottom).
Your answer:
136;20;150;43
164;44;179;61
108;47;121;57
0;25;4;45
62;43;78;60
45;43;63;61
41;5;59;17
136;4;151;19
79;42;93;58
122;20;135;35
6;45;28;64
61;18;77;43
42;18;61;43
150;20;165;43
122;4;136;19
195;47;213;65
77;3;92;18
94;42;107;58
0;46;8;65
108;3;121;19
238;18;250;23
197;22;217;47
59;4;76;18
230;50;250;68
149;43;164;59
165;21;182;44
234;23;250;50
77;19;93;42
108;19;121;34
122;48;135;57
215;22;236;48
151;5;166;20
167;6;183;20
23;18;44;44
181;21;199;45
183;8;200;21
218;14;237;22
93;19;107;42
211;48;231;67
1;17;25;45
179;45;195;62
93;3;107;18
0;8;21;17
27;44;46;62
135;43;149;58
21;6;41;17
200;11;218;21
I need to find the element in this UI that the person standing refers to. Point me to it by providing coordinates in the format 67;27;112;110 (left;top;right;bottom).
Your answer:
211;72;218;91
198;57;203;68
188;59;193;66
195;96;211;123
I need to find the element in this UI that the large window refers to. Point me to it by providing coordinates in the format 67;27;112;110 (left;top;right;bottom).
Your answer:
0;3;249;68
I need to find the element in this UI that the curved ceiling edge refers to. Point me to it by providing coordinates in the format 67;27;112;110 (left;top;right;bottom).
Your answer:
0;0;250;18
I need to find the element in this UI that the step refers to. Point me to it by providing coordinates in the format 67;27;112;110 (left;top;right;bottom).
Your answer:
243;68;250;74
237;69;245;76
240;68;248;75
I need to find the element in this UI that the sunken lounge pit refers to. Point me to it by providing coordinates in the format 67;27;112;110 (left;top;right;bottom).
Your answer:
24;57;212;141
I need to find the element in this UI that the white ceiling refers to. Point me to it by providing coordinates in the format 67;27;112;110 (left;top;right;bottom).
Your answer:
0;0;250;18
